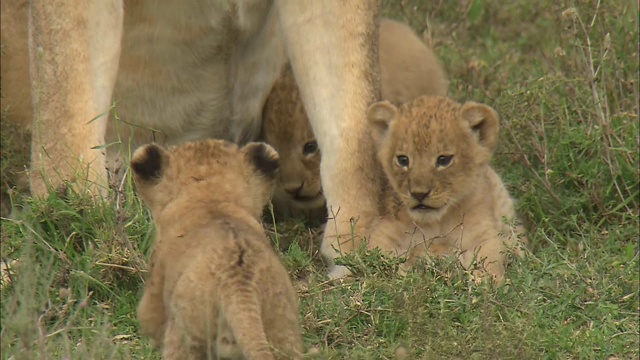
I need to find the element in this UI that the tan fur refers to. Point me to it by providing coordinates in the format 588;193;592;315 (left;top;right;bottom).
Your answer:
132;139;303;359
378;19;449;104
1;0;32;131
262;18;448;220
366;96;528;283
1;1;383;279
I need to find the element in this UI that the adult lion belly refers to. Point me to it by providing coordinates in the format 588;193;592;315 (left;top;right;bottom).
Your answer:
108;0;272;150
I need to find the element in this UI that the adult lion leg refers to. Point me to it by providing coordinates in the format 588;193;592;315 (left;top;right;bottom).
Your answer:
276;0;383;278
230;5;286;145
28;0;123;197
1;0;32;131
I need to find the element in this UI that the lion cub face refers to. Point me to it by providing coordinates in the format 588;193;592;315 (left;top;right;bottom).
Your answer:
131;139;280;219
368;96;500;224
262;66;325;213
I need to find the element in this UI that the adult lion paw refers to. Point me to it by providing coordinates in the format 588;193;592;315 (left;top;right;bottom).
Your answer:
320;212;368;279
327;264;352;280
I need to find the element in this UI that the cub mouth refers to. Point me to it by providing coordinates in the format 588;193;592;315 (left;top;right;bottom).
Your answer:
411;204;438;211
294;194;322;202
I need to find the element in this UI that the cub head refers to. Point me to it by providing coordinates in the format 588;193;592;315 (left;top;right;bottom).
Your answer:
262;65;325;216
367;96;500;224
131;139;280;219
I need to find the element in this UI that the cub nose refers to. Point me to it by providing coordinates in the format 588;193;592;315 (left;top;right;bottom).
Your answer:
284;182;304;197
410;190;431;201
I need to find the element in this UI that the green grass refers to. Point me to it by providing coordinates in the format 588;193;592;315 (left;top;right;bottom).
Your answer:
1;0;638;358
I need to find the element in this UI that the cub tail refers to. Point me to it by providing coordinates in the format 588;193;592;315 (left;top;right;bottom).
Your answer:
220;285;274;360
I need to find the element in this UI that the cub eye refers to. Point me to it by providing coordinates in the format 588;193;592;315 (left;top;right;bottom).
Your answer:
436;155;453;167
302;140;318;155
396;155;410;168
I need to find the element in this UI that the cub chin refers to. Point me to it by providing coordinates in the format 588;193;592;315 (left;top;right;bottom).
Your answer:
366;96;528;283
132;139;303;359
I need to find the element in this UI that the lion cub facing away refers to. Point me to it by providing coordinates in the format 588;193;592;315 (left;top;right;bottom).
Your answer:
262;18;449;219
132;140;302;359
366;96;527;283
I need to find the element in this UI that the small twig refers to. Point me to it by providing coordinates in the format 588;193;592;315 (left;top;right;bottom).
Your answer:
299;280;355;297
489;299;531;316
95;261;144;273
44;326;97;339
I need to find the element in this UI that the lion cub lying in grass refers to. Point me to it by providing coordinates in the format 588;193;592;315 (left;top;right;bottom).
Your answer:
262;18;448;219
366;96;528;283
132;140;302;359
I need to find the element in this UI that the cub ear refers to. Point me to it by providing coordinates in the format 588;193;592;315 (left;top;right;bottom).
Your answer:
367;101;398;144
242;142;280;179
131;143;170;184
459;102;500;154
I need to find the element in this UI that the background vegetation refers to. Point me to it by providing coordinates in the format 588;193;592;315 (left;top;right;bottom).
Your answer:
1;0;638;358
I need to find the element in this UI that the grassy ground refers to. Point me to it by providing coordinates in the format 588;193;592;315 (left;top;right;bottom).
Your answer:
1;0;638;358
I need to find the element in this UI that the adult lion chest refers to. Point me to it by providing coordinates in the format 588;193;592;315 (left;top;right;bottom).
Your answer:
110;0;272;148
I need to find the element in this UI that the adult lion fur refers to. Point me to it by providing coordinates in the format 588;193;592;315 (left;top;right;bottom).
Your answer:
0;0;384;278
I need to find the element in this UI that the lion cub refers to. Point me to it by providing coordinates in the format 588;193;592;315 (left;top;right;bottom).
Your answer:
366;96;527;283
262;18;449;219
132;139;303;359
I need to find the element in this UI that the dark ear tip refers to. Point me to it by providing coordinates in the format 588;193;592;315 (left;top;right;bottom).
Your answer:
131;143;166;182
245;142;280;179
